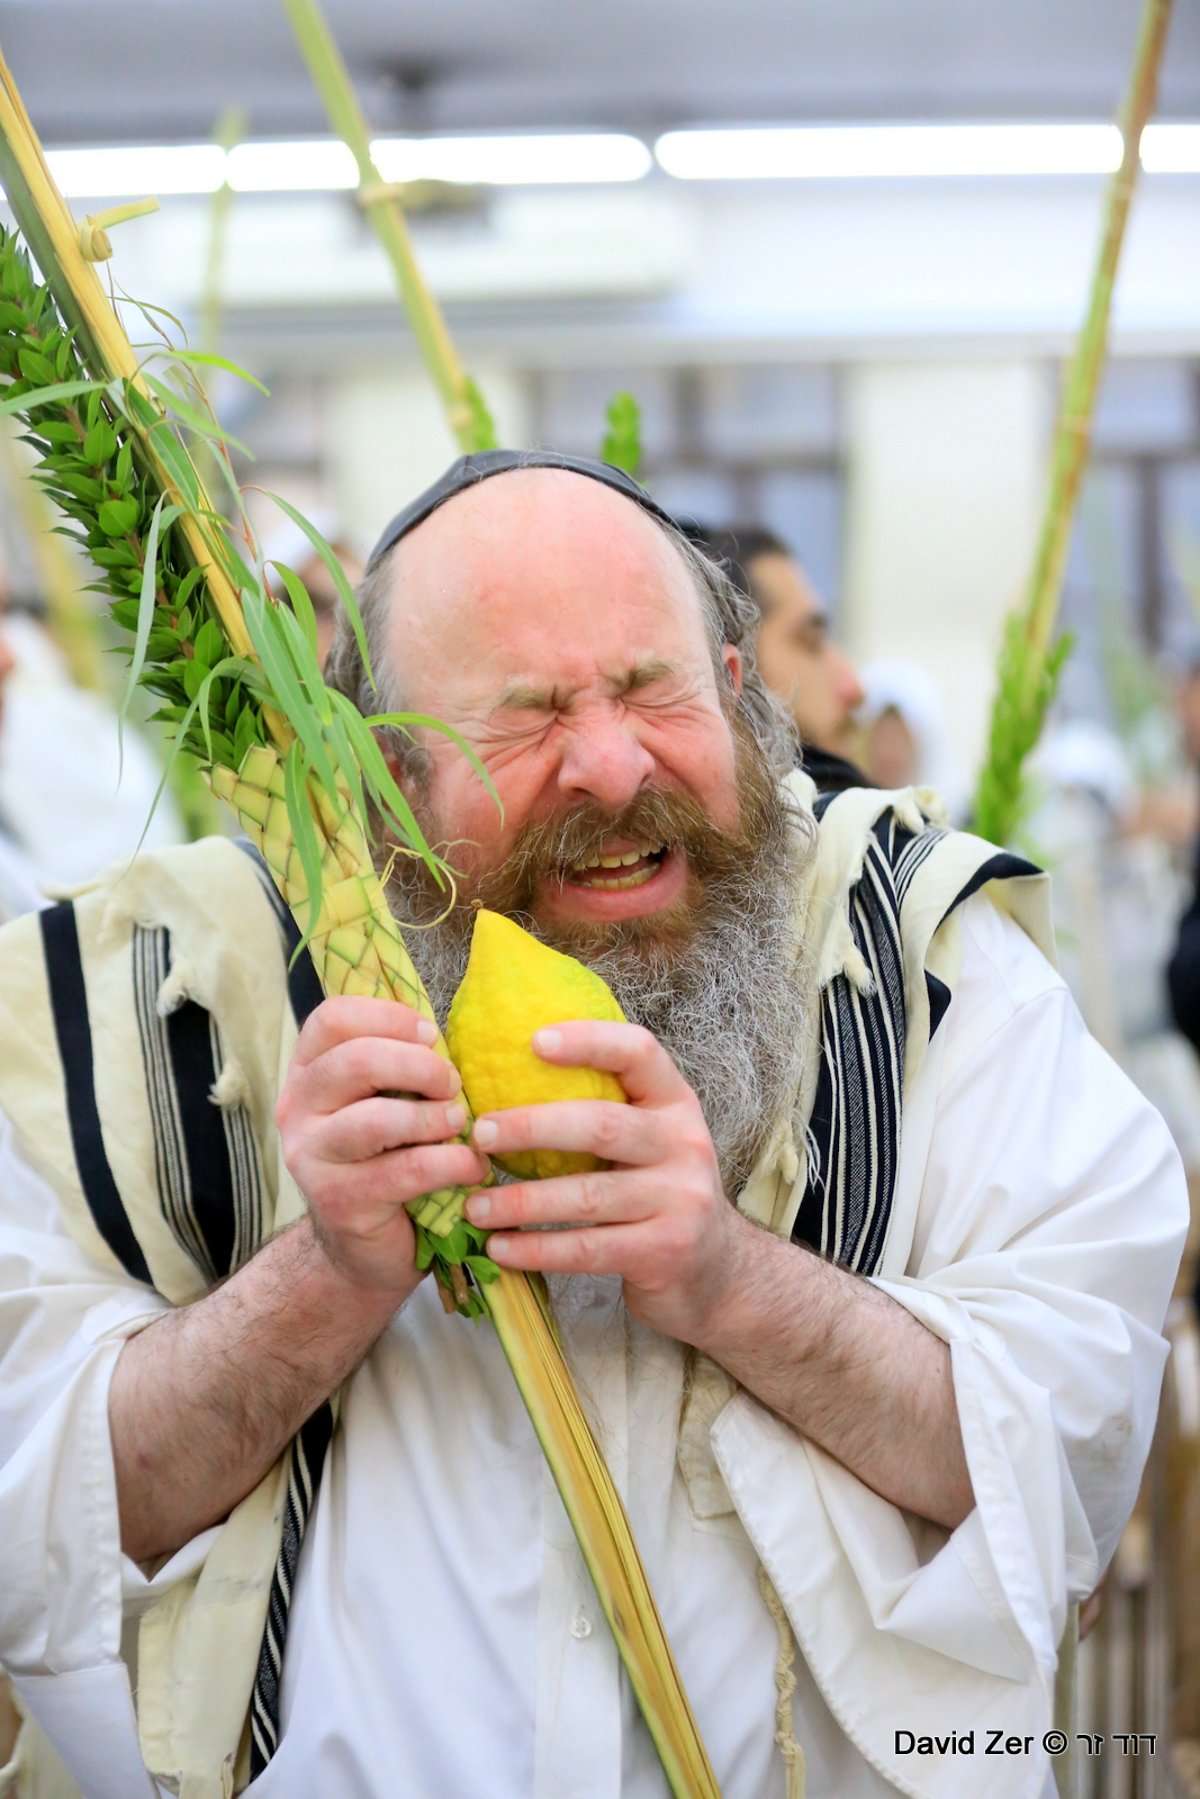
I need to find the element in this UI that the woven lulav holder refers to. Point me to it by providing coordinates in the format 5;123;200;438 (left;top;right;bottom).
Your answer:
209;743;464;1238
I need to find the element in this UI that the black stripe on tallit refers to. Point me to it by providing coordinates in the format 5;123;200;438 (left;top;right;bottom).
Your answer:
793;806;906;1275
212;1013;266;1272
796;804;1041;1278
924;851;1039;1040
132;926;210;1278
937;850;1041;928
836;847;902;1270
249;1400;335;1780
164;984;238;1280
233;839;324;1028
39;904;153;1286
893;824;948;904
234;837;332;1778
853;847;905;1272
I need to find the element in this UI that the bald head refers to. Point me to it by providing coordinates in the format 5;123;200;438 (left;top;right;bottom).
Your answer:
325;464;798;824
384;467;719;706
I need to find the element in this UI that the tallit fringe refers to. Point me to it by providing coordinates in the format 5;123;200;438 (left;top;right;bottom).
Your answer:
818;913;875;995
156;959;195;1017
210;1059;250;1109
757;1565;806;1799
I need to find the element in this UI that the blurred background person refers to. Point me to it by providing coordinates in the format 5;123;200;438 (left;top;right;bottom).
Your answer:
687;523;866;790
1167;654;1200;1057
859;656;968;820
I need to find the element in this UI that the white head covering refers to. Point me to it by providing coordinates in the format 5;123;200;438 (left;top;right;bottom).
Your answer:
859;658;966;820
1031;720;1136;824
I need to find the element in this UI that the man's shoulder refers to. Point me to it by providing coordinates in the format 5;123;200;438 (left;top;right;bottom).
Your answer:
947;888;1067;1059
0;833;293;1019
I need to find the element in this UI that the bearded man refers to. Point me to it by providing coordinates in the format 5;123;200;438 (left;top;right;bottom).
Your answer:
0;452;1186;1799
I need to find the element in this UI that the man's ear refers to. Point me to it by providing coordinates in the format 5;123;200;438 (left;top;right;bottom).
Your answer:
722;643;744;695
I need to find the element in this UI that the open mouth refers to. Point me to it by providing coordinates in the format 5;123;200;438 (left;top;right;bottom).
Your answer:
563;840;669;891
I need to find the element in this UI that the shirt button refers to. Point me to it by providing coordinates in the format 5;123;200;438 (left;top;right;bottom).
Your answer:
570;1607;592;1640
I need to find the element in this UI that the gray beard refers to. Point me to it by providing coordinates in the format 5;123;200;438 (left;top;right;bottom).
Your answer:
388;788;817;1198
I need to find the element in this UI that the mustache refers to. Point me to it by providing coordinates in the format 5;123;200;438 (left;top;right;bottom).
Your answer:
480;788;727;890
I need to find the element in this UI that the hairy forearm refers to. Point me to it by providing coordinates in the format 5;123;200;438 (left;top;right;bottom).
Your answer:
693;1218;974;1531
108;1218;417;1563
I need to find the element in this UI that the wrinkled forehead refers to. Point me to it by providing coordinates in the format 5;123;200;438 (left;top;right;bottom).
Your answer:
384;467;711;670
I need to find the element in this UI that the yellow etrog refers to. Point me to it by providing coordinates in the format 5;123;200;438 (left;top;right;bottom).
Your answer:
446;909;627;1180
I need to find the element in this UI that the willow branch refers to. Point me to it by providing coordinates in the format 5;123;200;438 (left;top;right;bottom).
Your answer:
281;0;497;454
1020;0;1174;691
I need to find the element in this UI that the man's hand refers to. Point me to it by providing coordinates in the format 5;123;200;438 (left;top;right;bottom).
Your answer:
112;996;491;1564
463;1017;974;1532
463;1019;742;1344
277;996;490;1296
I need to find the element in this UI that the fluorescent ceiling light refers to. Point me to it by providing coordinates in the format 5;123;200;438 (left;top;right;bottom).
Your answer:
1140;123;1200;173
371;133;651;186
655;123;1125;180
27;134;649;201
226;139;358;192
45;144;225;197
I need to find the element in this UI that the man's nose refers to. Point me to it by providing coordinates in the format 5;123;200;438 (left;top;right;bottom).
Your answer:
837;651;865;716
555;714;656;812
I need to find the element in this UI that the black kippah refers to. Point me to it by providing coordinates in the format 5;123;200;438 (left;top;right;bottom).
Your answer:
366;449;680;571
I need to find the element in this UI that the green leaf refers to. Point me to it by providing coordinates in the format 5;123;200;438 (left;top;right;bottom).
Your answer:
324;703;367;837
327;692;443;883
365;708;501;819
233;703;260;766
461;375;499;454
83;419;118;467
118;290;190;343
47;470;106;504
241;584;338;798
28;420;80;447
256;490;372;681
270;561;319;659
188;656;246;766
173;566;206;611
271;589;330;711
98;495;140;538
601;390;643;477
89;542;140;571
127;679;210;863
110;597;142;632
1;249;28;299
17;345;56;386
166;347;270;395
121;495;183;768
284;740;327;950
0;376;100;418
141;371;253;459
194;617;225;668
53;333;77;381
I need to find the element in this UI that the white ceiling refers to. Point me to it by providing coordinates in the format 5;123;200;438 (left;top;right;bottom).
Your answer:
3;0;1198;147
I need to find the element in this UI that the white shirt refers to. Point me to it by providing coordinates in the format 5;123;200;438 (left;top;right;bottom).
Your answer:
0;896;1187;1799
